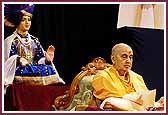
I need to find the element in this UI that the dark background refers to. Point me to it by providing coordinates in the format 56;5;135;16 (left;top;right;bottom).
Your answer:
4;4;164;100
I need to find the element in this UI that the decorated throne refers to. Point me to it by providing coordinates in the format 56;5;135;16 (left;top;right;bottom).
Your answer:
53;56;164;111
53;57;112;111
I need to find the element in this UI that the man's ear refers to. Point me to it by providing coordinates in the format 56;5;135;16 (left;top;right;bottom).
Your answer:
111;55;115;64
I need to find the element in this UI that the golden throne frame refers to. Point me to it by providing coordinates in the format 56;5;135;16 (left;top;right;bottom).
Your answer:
53;57;111;111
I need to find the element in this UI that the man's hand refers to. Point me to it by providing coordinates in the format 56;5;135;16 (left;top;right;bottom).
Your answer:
45;45;55;62
155;96;164;107
20;57;29;66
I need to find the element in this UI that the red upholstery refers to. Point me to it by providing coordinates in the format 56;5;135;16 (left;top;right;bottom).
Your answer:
4;83;70;111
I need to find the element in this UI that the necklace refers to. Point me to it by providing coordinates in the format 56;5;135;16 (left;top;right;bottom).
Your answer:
13;31;31;46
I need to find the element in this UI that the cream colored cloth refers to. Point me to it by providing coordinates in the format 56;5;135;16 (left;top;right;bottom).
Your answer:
123;89;156;108
100;89;156;111
100;96;146;111
4;34;18;87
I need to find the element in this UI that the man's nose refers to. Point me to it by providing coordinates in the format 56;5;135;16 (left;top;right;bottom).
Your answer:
126;58;131;63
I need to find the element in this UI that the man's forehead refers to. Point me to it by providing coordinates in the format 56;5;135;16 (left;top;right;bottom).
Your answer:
112;43;133;56
120;50;133;55
115;46;133;53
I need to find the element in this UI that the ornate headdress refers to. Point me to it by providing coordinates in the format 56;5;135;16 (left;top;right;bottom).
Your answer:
4;4;35;27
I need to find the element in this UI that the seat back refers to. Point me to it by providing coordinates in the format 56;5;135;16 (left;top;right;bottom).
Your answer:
54;57;111;110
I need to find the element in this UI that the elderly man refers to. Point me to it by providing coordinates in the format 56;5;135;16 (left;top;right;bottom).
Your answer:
91;43;164;111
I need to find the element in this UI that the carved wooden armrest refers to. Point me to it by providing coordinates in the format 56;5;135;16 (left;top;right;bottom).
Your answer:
54;69;90;110
54;57;111;110
54;92;70;110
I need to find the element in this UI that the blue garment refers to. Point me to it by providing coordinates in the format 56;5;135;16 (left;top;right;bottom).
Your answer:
9;33;56;76
10;35;44;63
15;64;56;76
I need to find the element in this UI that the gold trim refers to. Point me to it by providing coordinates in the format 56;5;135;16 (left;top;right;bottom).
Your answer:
15;74;60;86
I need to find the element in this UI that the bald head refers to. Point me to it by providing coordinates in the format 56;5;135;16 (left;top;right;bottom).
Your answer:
111;43;133;76
112;43;133;56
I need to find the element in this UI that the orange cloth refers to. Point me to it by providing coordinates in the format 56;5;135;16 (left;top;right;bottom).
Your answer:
92;66;148;100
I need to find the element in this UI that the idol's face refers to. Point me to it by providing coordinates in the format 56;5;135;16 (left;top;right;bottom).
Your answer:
17;15;31;32
112;46;133;74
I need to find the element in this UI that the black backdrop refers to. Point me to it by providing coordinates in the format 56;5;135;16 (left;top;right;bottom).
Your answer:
115;27;164;100
4;4;164;100
31;4;119;84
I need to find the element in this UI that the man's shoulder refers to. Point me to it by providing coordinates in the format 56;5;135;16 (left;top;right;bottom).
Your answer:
94;67;114;79
96;67;110;74
129;70;143;78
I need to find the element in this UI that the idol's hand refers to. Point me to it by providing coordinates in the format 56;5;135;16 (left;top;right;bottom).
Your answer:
45;45;55;62
20;57;29;66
